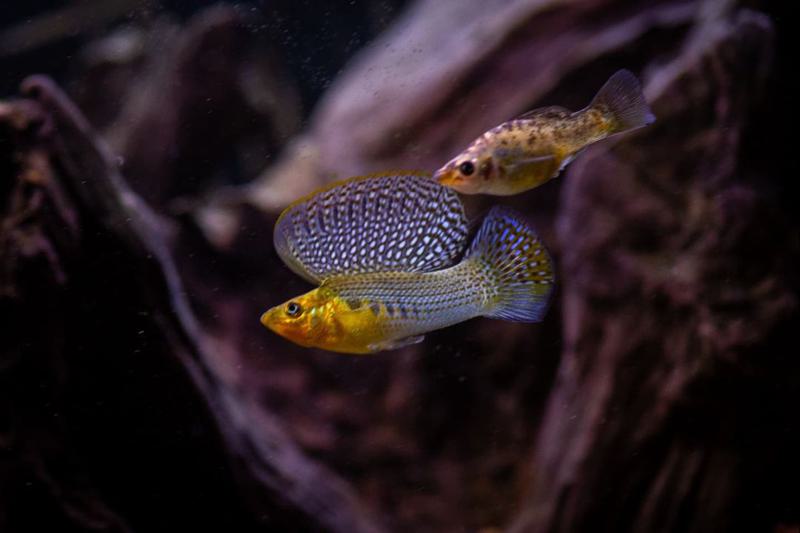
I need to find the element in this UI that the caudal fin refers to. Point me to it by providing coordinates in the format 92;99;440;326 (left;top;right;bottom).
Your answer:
590;69;655;133
467;206;555;322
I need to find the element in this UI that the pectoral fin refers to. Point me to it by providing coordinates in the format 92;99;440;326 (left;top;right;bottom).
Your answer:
505;154;557;175
368;335;425;353
496;153;560;191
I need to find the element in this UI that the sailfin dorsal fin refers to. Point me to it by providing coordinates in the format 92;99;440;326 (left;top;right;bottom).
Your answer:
274;173;469;283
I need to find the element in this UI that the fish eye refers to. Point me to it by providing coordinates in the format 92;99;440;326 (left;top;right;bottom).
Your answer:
458;161;475;176
286;302;303;317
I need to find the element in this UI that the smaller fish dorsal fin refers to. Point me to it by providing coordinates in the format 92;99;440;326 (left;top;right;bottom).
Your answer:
274;172;469;283
516;105;572;121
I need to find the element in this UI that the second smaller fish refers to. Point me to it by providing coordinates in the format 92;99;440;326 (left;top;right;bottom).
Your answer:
434;69;655;196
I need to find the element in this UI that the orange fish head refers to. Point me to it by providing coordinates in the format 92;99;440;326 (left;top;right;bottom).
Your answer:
434;155;494;194
260;288;332;349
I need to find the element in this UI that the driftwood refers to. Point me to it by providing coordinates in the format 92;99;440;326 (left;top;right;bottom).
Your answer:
102;5;302;208
512;9;799;533
0;78;383;532
1;0;797;532
239;0;699;214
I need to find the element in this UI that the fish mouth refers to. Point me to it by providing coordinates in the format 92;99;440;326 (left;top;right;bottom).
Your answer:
434;169;459;186
261;306;289;335
435;169;475;194
260;306;316;348
260;310;271;326
260;308;278;331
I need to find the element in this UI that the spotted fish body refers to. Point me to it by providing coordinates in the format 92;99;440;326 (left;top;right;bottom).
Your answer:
273;172;469;283
261;206;555;354
434;70;655;195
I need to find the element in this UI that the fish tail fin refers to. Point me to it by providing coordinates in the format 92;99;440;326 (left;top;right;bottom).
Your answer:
466;206;555;322
590;69;656;133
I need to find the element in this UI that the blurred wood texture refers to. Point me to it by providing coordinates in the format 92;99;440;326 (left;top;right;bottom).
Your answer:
0;77;383;532
1;0;797;532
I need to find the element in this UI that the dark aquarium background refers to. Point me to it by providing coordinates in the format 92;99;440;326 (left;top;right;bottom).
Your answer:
1;1;797;532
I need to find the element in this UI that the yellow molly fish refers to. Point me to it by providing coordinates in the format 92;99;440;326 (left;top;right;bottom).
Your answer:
434;69;655;195
261;173;554;354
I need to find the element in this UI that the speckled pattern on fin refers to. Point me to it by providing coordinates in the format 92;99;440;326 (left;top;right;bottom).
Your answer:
368;335;425;353
274;172;469;283
467;206;555;322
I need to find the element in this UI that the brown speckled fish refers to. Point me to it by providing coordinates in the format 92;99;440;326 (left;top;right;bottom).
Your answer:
434;69;655;196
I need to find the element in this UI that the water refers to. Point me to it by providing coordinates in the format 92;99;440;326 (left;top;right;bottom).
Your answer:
0;1;796;533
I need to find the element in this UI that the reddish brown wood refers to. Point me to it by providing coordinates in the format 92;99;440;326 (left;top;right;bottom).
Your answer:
511;10;798;533
0;78;384;533
2;1;797;532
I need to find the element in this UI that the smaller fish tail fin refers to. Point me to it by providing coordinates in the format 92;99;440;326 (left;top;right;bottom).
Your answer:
590;69;655;133
467;207;555;322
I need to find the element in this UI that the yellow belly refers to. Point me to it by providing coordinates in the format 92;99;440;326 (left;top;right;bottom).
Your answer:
314;302;390;354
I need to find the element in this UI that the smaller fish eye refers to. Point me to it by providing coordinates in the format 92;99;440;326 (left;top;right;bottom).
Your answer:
459;161;475;176
286;302;302;317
